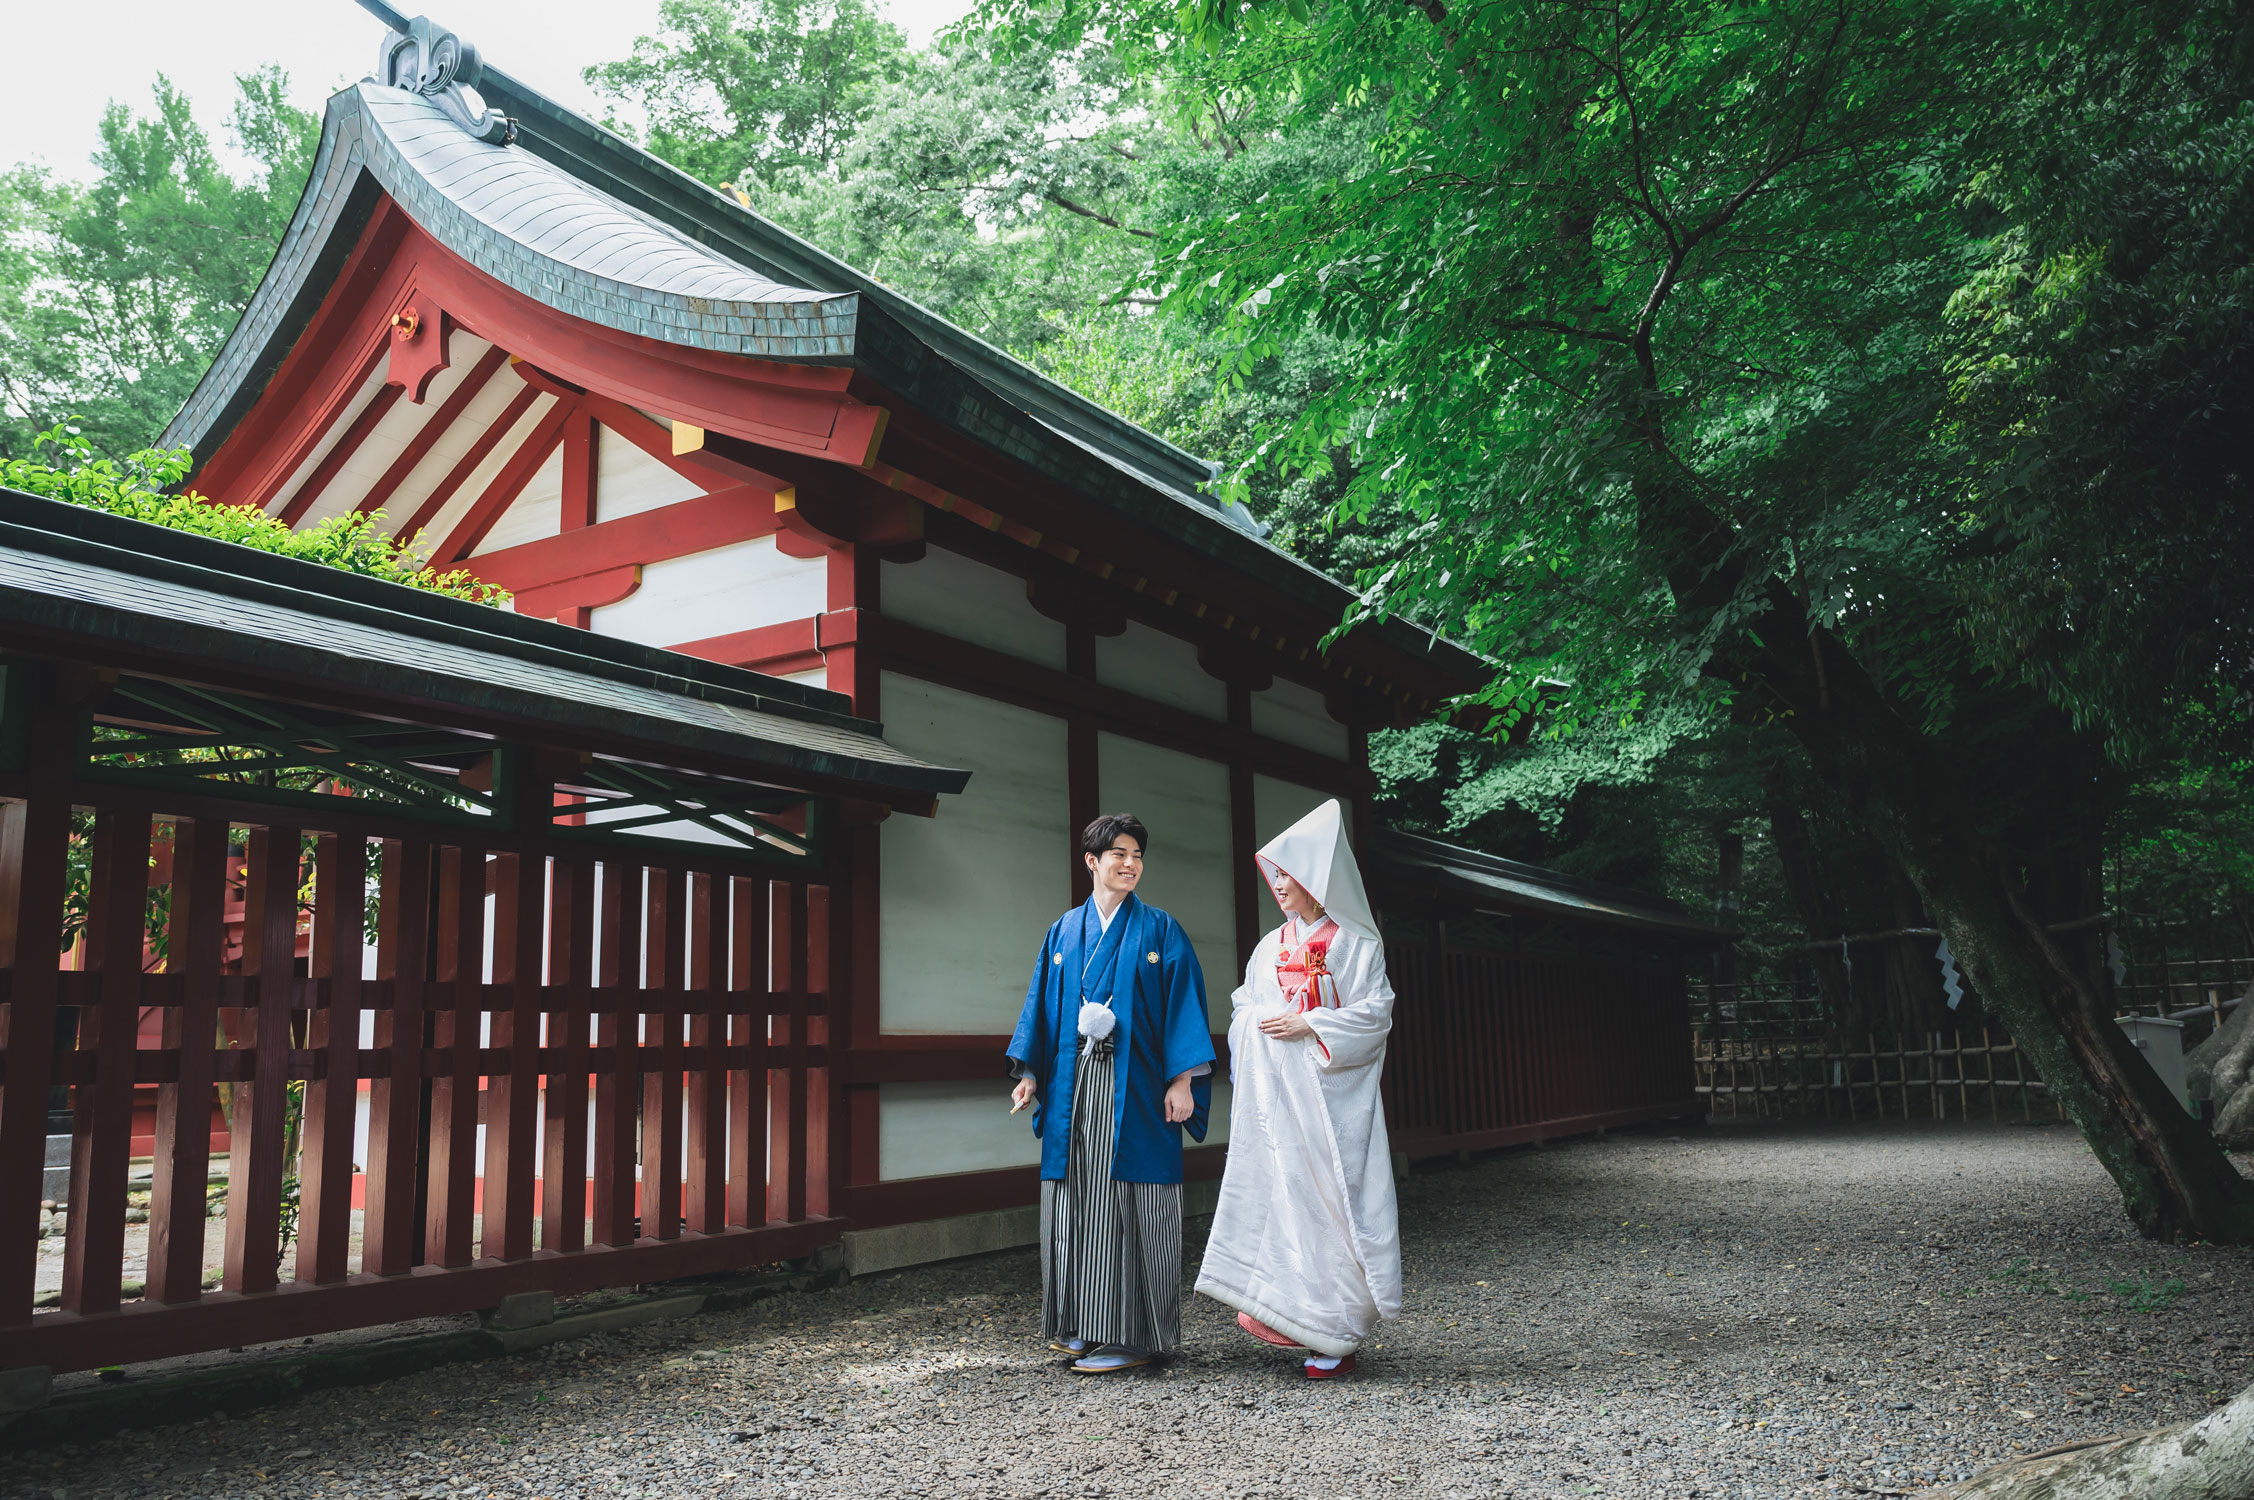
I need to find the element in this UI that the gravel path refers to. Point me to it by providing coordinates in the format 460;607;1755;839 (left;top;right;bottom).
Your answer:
14;1119;2254;1500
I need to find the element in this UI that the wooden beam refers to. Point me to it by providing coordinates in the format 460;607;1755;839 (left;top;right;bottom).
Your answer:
193;201;412;507
275;383;404;527
352;343;512;521
463;485;779;595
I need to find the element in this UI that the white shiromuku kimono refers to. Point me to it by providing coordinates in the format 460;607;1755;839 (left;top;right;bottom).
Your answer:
1196;800;1402;1358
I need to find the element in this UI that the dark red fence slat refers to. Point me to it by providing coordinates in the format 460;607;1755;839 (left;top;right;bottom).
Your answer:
222;825;301;1296
425;844;483;1268
146;816;226;1305
60;810;149;1314
298;834;364;1285
364;839;430;1277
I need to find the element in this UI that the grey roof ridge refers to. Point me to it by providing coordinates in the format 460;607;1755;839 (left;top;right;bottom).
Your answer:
1376;826;1732;939
475;69;1489;679
472;70;1223;503
0;485;886;743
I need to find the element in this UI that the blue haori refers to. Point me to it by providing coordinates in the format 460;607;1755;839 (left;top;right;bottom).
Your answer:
1006;894;1215;1184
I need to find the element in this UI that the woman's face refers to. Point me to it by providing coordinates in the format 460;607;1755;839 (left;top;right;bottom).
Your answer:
1271;871;1320;918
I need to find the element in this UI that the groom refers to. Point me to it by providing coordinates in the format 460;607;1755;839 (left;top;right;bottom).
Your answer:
1008;813;1214;1373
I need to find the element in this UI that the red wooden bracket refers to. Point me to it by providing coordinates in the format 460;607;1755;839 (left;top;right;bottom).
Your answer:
386;287;455;402
512;565;642;620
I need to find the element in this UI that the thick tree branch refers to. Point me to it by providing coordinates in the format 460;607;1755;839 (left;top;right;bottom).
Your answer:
1043;193;1158;239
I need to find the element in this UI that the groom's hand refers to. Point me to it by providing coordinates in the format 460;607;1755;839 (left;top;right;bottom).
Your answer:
1163;1074;1195;1124
1010;1077;1036;1113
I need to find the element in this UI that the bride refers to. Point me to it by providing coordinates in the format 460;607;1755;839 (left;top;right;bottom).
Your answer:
1196;798;1401;1378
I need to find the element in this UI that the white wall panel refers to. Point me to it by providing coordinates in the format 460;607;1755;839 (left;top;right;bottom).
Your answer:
882;547;1066;669
589;534;826;647
265;362;388;518
877;1075;1231;1180
595;426;705;521
1253;775;1353;860
380;353;531;541
879;674;1070;1033
297;331;499;528
1095;621;1225;720
878;1082;1043;1179
1097;733;1237;1030
471;444;563;555
409;387;555;551
1251;677;1350;760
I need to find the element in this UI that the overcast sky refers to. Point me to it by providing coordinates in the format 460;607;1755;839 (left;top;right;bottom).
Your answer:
3;0;972;181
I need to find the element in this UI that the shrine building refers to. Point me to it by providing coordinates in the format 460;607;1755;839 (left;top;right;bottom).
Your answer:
160;15;1715;1264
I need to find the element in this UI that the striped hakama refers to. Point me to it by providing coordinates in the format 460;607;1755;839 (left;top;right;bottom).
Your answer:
1039;1034;1184;1354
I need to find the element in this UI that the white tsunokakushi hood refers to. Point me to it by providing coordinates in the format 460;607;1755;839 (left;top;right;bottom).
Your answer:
1253;799;1378;942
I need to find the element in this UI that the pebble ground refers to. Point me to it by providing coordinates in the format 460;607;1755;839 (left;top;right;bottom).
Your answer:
12;1118;2253;1500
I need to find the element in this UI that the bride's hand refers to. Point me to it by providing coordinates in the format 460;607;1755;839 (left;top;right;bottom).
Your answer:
1257;1011;1314;1041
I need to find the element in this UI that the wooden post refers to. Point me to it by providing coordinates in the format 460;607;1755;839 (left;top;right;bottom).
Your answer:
424;844;484;1267
640;866;687;1241
364;839;431;1275
541;855;595;1253
0;679;72;1327
726;873;765;1229
147;816;228;1304
297;832;365;1284
61;808;152;1314
591;862;642;1247
683;870;727;1236
223;824;302;1294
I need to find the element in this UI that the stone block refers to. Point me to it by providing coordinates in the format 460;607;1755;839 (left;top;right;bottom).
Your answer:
0;1364;53;1415
478;1290;555;1331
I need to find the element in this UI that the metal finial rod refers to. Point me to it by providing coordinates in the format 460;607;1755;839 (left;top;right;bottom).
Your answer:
353;0;413;32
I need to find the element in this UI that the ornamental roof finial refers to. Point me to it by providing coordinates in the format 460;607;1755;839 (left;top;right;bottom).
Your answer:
356;0;515;145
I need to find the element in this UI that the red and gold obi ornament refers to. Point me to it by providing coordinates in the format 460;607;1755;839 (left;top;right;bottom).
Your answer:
1276;918;1341;1014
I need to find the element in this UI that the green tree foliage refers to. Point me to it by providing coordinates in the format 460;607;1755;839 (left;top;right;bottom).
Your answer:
984;0;2254;1239
5;423;506;604
584;0;916;184
0;68;317;459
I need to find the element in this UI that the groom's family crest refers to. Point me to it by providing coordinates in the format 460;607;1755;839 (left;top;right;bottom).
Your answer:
1007;814;1216;1373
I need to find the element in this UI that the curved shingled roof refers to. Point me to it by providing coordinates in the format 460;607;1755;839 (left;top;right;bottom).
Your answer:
165;56;1490;687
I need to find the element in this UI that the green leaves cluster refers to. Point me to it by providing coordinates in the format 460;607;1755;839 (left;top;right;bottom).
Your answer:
5;423;507;604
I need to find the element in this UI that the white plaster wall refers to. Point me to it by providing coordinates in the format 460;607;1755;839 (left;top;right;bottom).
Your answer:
408;384;556;551
589;533;826;647
1251;677;1350;760
879;673;1069;1033
1095;620;1225;720
1097;733;1237;1031
595;426;705;521
1253;775;1353;857
878;1082;1042;1179
876;1077;1231;1181
265;362;389;519
292;332;502;528
881;547;1066;670
471;444;562;555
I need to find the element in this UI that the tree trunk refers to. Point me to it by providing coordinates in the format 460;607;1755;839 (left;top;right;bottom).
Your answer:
1934;1378;2254;1498
1764;764;1854;1021
1754;588;2254;1242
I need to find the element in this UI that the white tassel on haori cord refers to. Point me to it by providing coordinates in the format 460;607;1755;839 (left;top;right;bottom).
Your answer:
1078;1000;1117;1040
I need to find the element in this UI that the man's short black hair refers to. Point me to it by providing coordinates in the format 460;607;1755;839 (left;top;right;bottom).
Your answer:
1081;812;1150;858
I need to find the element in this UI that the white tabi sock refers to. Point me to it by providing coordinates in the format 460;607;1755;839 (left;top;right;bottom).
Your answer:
1305;1354;1346;1371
